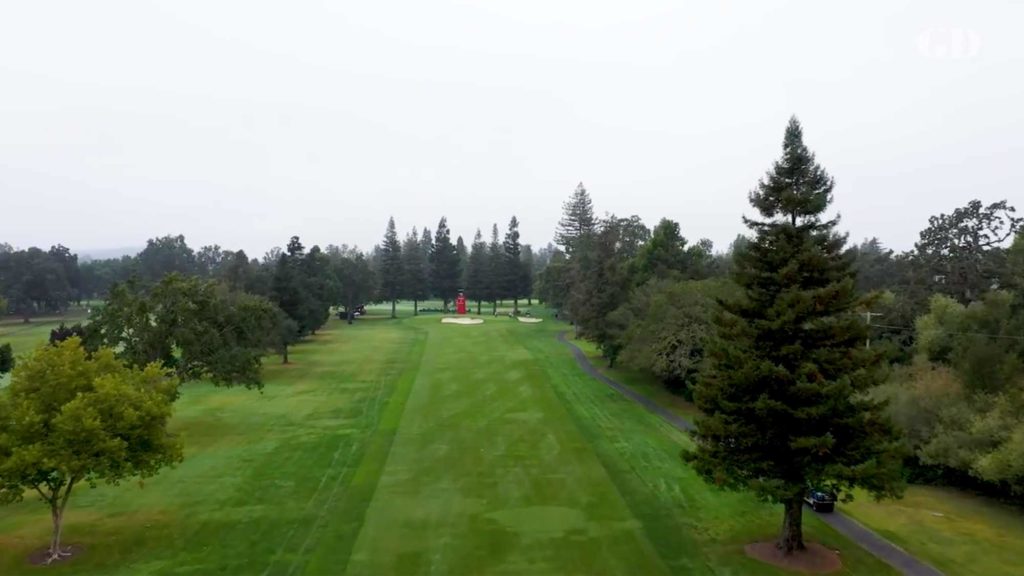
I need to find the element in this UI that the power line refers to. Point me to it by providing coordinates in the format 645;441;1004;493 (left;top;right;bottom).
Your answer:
867;322;1024;342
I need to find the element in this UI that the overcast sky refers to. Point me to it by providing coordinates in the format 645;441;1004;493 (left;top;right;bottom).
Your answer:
2;1;1021;257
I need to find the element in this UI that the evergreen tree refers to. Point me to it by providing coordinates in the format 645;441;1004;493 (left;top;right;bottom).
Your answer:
555;182;596;255
536;248;569;309
685;118;904;555
271;236;330;336
465;229;488;314
632;218;710;284
503;216;524;313
486;223;503;314
300;245;335;334
570;219;632;362
379;217;404;318
455;235;469;290
401;228;430;316
430;217;461;311
520;244;535;306
336;253;375;324
420;227;434;300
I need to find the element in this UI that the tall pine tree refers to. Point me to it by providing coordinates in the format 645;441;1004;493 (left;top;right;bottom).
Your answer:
402;227;430;316
430;217;461;311
419;227;434;301
465;229;488;314
555;182;596;255
378;217;403;318
486;223;503;314
685;117;903;555
520;244;535;306
503;216;523;314
455;235;468;290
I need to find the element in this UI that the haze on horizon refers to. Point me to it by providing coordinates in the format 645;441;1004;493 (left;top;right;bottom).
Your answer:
2;1;1021;258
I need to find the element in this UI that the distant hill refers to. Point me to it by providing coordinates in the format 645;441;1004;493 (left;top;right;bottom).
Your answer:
78;246;142;262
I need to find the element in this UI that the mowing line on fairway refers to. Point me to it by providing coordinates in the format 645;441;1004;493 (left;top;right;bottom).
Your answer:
515;329;713;573
259;324;428;576
301;325;430;574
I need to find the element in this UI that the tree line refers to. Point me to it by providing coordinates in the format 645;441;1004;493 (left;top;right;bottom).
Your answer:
374;215;540;318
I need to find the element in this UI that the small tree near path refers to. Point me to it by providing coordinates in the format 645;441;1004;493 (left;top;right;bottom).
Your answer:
0;342;13;375
685;117;904;556
0;338;182;564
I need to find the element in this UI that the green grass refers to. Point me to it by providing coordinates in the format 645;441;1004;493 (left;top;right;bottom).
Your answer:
569;329;1024;576
0;307;91;354
841;486;1024;576
572;338;700;421
0;306;92;387
0;310;897;574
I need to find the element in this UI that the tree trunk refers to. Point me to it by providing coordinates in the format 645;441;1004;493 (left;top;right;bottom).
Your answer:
491;300;497;315
391;300;396;319
476;300;481;315
778;497;806;554
50;506;64;558
47;482;74;562
527;297;532;305
414;300;419;316
513;297;519;315
282;344;289;364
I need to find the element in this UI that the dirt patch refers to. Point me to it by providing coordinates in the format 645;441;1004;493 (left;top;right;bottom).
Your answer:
744;542;842;573
27;544;85;566
516;317;543;323
441;317;484;325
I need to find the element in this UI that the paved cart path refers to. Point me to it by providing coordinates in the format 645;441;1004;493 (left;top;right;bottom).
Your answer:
557;331;944;576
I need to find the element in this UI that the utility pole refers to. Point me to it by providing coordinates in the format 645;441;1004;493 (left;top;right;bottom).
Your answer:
863;311;883;349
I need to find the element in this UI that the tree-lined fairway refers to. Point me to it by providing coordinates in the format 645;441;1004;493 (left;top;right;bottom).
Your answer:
0;311;896;574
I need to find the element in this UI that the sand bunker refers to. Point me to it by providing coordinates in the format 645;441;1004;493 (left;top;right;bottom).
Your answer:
517;317;543;323
441;317;484;325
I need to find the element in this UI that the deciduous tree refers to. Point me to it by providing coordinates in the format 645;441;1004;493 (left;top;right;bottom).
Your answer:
913;199;1022;304
89;275;280;388
0;339;182;564
136;235;197;283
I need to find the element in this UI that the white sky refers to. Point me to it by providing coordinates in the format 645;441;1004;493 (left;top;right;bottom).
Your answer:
2;1;1022;257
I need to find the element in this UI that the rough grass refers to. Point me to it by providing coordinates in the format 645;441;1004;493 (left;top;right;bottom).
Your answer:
0;309;897;574
573;338;700;420
571;326;1024;576
842;485;1024;575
